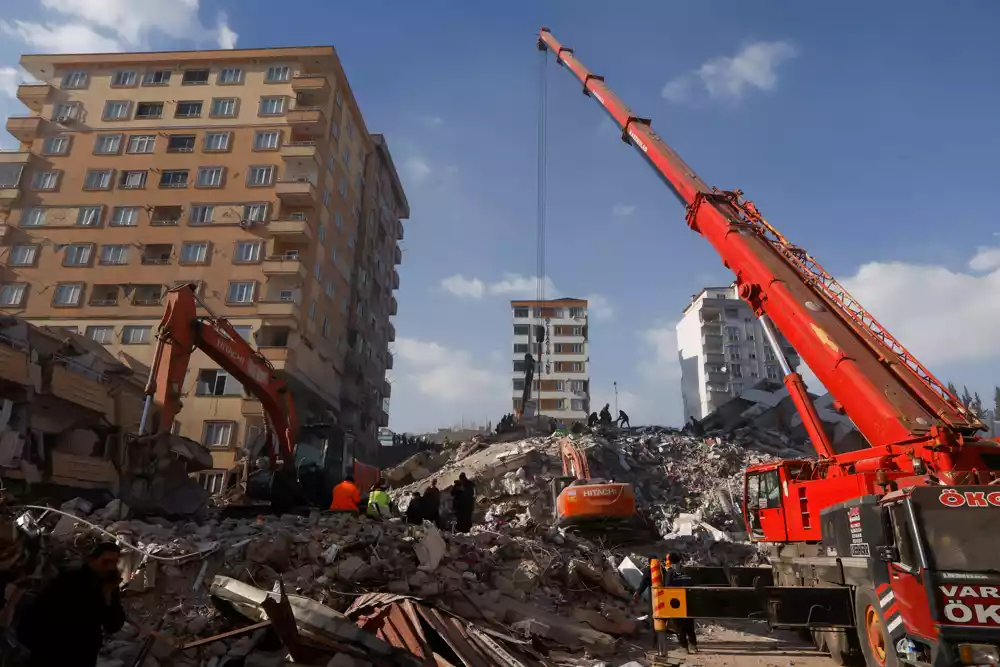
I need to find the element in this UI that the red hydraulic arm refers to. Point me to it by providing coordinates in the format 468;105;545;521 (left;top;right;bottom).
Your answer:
138;283;298;465
537;28;985;458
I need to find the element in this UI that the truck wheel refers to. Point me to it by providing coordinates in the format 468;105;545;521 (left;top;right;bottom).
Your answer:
855;587;899;667
811;629;862;666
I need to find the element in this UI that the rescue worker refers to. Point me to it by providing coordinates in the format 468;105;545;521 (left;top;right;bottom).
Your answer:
617;409;631;430
329;474;361;513
451;472;476;533
422;479;442;528
587;412;599;429
633;552;698;654
367;481;392;519
599;404;613;428
18;541;127;667
405;491;424;525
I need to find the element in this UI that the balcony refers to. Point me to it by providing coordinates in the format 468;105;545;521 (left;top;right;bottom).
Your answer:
378;409;389;428
257;299;301;323
280;141;319;162
262;254;306;277
387;322;396;342
0;152;29;204
391;269;400;290
267;217;313;242
393;245;402;266
16;83;52;113
396;220;404;241
5;116;43;143
259;346;292;371
275;178;317;206
386;352;393;370
241;397;262;417
291;74;330;103
389;296;397;316
286;106;326;136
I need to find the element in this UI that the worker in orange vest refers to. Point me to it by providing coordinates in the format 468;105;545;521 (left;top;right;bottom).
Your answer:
329;474;361;513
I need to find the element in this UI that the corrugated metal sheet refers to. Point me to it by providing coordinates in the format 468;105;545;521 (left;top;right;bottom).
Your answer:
345;593;541;667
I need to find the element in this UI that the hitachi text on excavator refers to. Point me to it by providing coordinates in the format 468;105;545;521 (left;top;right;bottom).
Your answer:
539;27;1000;667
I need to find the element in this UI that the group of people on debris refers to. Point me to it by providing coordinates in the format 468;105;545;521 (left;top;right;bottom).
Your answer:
587;403;630;430
328;472;478;533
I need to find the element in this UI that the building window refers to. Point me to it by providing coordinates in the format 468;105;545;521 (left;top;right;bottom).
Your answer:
323;187;331;207
322;316;330;338
160;170;189;188
308;300;317;321
231;325;253;342
84;169;112;190
766;364;781;380
196;370;243;396
227;281;255;304
102;100;131;120
347;234;355;249
0;284;27;307
118;170;147;189
317;223;326;243
218;67;244;84
180;242;209;264
52;283;83;307
244;203;268;222
259;96;285;116
513;343;529;354
142;70;171;86
85;326;114;344
8;245;37;267
122;326;151;344
93;133;122;155
190;205;214;225
42;136;70;156
726;345;741;360
338;179;347;197
100;244;128;265
335;89;343;106
330;121;339;138
725;326;741;342
204;131;231;152
233;241;261;263
167;135;196;153
182;69;210;85
246;166;274;186
729;363;743;378
110;207;138;227
731;382;744;395
127;134;156;153
31;171;60;190
202;421;234;448
111;70;137;87
253;130;280;150
334;211;343;228
513;324;530;336
20;208;45;227
324;281;334;299
60;70;88;89
62;244;92;267
342;148;350;166
175;101;203;118
265;66;290;83
135;102;163;119
210;97;237;117
313;261;322;280
196;167;225;187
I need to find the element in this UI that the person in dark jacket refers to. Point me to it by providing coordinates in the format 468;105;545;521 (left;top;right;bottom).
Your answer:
617;409;631;429
587;412;599;428
599;404;613;427
19;541;127;667
451;473;476;533
422;479;442;528
633;552;698;654
405;492;424;525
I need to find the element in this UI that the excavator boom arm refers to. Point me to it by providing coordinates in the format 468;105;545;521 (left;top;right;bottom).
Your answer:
538;28;982;449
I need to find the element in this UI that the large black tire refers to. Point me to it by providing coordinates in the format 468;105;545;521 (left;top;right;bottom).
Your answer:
854;586;900;667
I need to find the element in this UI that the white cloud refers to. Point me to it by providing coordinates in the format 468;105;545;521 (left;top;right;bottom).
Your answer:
0;67;20;99
402;157;431;184
662;40;796;104
215;12;238;50
583;293;615;320
612;205;636;220
0;20;121;53
390;338;509;431
487;274;559;298
638;323;682;385
418;115;444;127
440;275;485;299
968;245;1000;272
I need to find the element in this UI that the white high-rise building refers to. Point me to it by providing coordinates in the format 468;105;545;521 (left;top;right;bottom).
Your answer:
676;284;800;422
511;298;590;423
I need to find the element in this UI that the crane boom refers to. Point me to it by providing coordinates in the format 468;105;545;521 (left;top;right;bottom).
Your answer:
538;28;983;451
141;283;298;464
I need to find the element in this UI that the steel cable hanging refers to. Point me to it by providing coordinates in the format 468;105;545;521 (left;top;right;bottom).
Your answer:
535;47;549;423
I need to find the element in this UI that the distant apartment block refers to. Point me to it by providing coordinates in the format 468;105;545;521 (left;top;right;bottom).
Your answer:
511;298;590;422
676;284;800;422
0;46;407;477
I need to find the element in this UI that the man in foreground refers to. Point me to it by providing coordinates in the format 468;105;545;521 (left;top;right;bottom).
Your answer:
330;474;361;513
18;541;127;667
632;552;698;654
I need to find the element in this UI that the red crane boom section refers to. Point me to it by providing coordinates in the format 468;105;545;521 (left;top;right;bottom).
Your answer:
147;284;298;463
538;28;983;452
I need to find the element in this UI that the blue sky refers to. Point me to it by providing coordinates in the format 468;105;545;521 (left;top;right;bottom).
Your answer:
3;1;1000;434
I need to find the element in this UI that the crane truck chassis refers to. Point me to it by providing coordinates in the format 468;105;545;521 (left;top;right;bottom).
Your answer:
536;26;1000;667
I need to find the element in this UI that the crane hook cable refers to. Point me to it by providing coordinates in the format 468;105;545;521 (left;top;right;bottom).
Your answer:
535;46;549;422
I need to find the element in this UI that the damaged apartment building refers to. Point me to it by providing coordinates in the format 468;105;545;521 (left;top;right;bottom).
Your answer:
0;45;407;490
0;317;213;512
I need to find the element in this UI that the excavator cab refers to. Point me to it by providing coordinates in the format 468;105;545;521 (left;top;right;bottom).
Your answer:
552;436;637;526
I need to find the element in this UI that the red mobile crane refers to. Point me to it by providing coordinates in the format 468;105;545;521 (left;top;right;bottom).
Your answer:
539;28;1000;667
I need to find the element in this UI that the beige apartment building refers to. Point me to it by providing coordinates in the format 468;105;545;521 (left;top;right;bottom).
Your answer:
0;46;407;478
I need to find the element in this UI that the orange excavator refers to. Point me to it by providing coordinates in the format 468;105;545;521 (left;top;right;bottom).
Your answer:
552;436;636;526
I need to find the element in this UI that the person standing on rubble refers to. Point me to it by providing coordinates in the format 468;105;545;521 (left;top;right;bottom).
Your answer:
329;474;361;513
587;411;599;429
422;479;442;528
617;409;631;430
405;491;424;525
599;404;613;428
633;552;699;654
18;541;127;667
367;481;392;519
452;473;476;532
